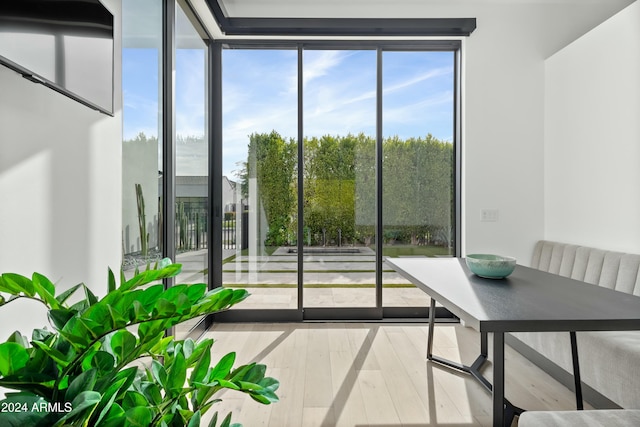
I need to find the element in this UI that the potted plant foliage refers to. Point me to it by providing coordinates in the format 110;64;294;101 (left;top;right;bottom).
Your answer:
0;259;279;426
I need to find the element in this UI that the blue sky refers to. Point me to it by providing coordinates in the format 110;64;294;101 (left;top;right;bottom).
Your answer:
123;48;454;178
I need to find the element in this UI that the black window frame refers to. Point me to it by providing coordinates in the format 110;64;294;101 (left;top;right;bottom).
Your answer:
210;39;462;323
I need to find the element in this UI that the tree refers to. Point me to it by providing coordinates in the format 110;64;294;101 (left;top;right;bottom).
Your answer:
245;131;297;246
240;131;453;248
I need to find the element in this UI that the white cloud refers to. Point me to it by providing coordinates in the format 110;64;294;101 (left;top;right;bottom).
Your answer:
302;50;349;86
383;67;452;95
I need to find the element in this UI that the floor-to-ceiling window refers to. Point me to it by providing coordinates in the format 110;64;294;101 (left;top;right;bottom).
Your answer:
173;1;209;338
221;48;298;310
122;0;163;273
122;0;210;337
302;49;377;309
381;50;456;310
218;42;459;320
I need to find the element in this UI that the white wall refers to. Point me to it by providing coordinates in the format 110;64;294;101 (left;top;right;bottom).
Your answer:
544;1;640;253
462;5;546;264
458;1;634;264
0;0;122;343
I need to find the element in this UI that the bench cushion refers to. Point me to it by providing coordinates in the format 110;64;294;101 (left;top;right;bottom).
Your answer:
515;241;640;409
518;409;640;427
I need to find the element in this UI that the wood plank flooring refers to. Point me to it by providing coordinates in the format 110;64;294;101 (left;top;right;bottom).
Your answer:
200;323;591;427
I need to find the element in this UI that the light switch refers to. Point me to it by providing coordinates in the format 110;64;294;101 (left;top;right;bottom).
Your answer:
481;209;499;222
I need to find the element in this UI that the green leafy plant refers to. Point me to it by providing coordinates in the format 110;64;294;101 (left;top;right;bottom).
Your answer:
0;260;279;427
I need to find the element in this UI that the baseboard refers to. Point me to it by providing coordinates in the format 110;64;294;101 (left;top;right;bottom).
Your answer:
506;333;621;410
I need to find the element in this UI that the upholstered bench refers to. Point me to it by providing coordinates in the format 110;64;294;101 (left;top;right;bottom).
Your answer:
518;409;640;426
509;241;640;409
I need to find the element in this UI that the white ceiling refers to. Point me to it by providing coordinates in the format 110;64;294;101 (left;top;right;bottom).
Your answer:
214;0;633;18
187;0;635;58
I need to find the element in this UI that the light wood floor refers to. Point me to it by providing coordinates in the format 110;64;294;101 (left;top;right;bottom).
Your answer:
201;323;590;427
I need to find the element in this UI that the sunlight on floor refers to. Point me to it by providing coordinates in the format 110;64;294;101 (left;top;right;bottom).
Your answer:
199;323;519;427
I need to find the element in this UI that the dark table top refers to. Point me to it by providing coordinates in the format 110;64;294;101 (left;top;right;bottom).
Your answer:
386;257;640;333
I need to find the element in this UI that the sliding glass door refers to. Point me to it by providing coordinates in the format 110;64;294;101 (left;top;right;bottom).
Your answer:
221;49;298;310
302;49;377;309
122;0;212;337
216;42;459;320
381;51;456;309
173;2;209;338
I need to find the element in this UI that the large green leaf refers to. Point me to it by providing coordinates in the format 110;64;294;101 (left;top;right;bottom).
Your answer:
146;336;174;358
122;390;148;411
127;300;149;323
187;410;201;427
138;381;162;406
32;328;53;342
32;273;60;309
158;257;173;269
99;288;123;309
173;292;193;315
111;366;138;396
65;368;97;403
0;342;29;376
84;304;112;328
138;320;167;343
138;285;165;311
108;268;117;293
190;344;211;384
186;338;213;366
98;402;125;427
183;338;195;360
161;284;188;302
121;263;182;292
216;379;240;391
52;390;102;427
184;283;208;303
89;351;116;376
1;273;35;296
48;309;76;331
54;284;82;305
91;376;128;426
6;331;29;347
211;411;240;427
152;298;177;317
209;352;235;382
107;305;129;329
71;390;102;411
150;360;167;389
30;341;70;369
110;330;137;365
241;363;266;384
124;406;153;427
91;365;137;423
58;330;90;350
60;316;102;344
236;380;263;392
83;285;99;307
0;372;57;398
246;375;280;404
0;274;22;294
228;361;252;383
166;351;187;396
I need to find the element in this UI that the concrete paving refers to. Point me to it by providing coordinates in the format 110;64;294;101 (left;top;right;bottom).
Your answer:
175;246;429;311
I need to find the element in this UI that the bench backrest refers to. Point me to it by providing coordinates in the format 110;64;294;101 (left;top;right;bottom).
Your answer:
531;240;640;296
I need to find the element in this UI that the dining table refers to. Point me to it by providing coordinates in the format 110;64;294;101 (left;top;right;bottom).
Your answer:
385;257;640;427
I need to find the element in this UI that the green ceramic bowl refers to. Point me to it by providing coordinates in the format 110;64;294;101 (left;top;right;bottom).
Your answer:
465;254;517;279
